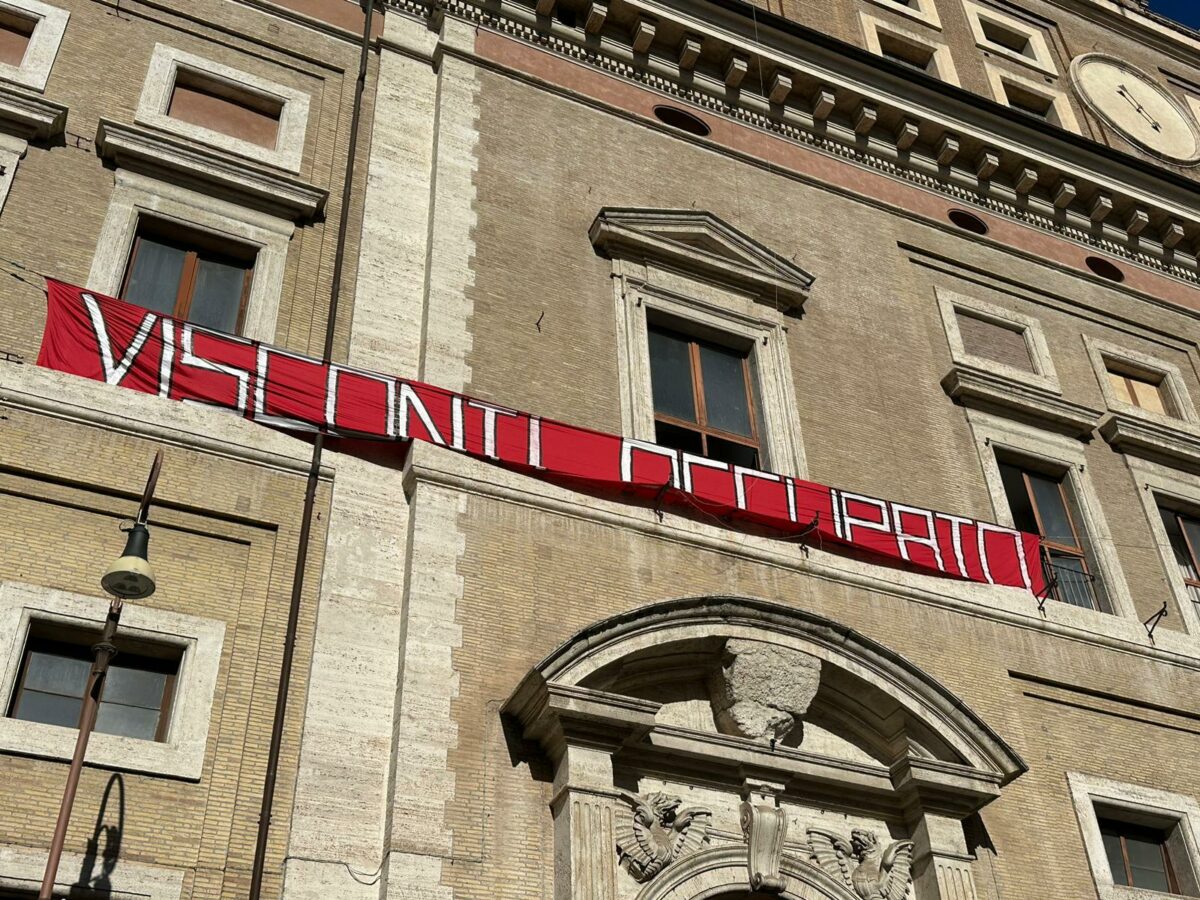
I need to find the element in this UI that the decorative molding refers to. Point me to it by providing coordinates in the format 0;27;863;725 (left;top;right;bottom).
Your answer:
0;82;66;140
942;366;1103;437
741;789;789;892
808;828;915;900
589;207;814;307
416;0;1200;285
0;0;69;92
615;791;712;882
95;119;327;221
1099;412;1200;472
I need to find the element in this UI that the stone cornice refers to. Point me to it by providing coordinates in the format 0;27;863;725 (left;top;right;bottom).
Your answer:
394;0;1200;287
589;207;813;308
0;83;66;142
95;119;328;222
1099;411;1200;471
941;367;1104;438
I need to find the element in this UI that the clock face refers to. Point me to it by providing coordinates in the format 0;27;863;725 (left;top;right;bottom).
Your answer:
1071;54;1200;165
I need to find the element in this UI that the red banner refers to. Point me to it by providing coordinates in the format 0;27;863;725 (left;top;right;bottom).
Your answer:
37;280;1044;594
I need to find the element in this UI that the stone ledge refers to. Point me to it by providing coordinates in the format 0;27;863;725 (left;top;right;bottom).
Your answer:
942;366;1103;438
0;83;66;141
95;119;328;222
1099;411;1200;472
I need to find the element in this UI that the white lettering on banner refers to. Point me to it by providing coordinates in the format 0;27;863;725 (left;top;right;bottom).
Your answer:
839;492;892;543
733;466;781;511
451;396;466;451
528;416;544;469
467;400;519;460
621;439;680;489
830;488;844;538
784;477;798;523
253;346;321;432
326;364;398;436
397;382;446;446
158;319;176;400
180;324;251;415
82;293;156;386
890;503;944;572
936;513;972;577
976;522;1034;590
681;452;729;494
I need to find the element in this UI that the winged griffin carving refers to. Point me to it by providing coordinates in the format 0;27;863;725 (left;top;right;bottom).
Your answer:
807;828;914;900
614;791;712;882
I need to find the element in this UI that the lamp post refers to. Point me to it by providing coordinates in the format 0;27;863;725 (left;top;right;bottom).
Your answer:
38;450;162;900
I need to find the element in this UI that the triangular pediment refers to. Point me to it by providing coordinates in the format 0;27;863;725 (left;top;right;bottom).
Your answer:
589;208;814;308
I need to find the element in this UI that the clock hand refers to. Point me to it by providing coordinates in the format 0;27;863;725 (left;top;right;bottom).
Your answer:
1117;83;1162;131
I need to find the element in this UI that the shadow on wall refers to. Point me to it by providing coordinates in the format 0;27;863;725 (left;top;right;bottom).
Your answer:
72;772;125;897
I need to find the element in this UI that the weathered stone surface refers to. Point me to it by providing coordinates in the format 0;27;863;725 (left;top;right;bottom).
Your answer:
708;640;821;743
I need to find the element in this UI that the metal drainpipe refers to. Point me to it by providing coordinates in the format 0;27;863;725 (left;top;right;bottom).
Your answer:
246;1;378;896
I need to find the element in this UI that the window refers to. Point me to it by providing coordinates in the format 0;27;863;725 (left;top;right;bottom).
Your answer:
1159;506;1200;609
963;2;1057;76
878;31;936;73
997;458;1102;609
1107;367;1171;416
955;309;1034;372
979;17;1033;58
7;626;180;742
648;323;762;468
0;10;34;67
137;44;311;173
1003;80;1055;121
120;219;255;334
1100;819;1182;893
168;69;283;150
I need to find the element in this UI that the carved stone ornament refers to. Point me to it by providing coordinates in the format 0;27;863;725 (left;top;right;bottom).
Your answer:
807;828;914;900
614;791;712;882
708;639;821;744
740;800;789;893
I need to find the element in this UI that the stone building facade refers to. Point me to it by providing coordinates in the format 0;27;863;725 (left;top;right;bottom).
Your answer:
0;0;376;896
5;1;1200;900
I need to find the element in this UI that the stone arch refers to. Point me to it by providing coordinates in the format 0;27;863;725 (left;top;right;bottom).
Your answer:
635;846;857;900
511;595;1026;782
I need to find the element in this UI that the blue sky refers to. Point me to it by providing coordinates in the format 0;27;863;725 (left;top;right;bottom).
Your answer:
1149;0;1200;28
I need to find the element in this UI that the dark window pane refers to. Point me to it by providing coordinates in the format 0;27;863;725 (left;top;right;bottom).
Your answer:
1160;508;1198;579
190;257;247;333
1048;553;1095;609
655;421;703;456
95;702;160;741
707;436;758;468
1125;836;1170;891
648;328;696;423
14;690;82;729
698;343;752;437
1102;831;1127;884
124;238;186;315
104;665;167;710
1181;517;1200;577
1027;472;1075;546
22;651;88;697
998;462;1038;534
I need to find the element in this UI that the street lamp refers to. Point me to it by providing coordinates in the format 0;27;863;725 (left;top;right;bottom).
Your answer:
38;450;162;900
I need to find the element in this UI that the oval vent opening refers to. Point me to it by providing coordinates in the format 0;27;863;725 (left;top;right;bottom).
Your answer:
947;209;989;235
1085;256;1125;283
653;105;711;137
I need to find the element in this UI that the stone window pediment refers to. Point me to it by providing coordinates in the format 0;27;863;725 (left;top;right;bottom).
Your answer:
504;597;1025;900
589;208;814;312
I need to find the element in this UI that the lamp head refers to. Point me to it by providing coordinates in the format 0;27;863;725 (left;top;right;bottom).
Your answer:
101;521;156;599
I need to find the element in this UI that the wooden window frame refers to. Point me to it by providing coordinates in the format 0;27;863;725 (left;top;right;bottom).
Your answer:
1100;818;1182;893
7;633;179;743
120;221;255;334
1004;461;1100;609
649;323;762;464
1163;506;1200;598
1108;366;1171;416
